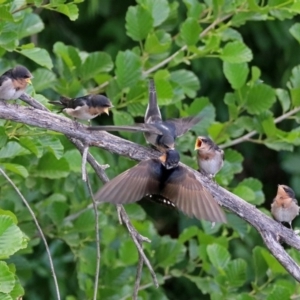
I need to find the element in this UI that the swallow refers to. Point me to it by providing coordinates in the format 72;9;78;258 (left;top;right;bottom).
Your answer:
194;136;224;178
96;149;226;223
271;184;299;229
0;65;33;101
49;94;113;125
88;79;201;152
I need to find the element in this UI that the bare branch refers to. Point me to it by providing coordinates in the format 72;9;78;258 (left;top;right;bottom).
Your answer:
0;168;61;300
81;145;89;182
133;254;144;300
1;100;300;281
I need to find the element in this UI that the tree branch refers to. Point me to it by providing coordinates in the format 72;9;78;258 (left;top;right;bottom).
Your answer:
220;106;300;148
1;100;300;282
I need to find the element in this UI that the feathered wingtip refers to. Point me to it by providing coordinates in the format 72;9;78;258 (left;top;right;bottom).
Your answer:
49;96;72;113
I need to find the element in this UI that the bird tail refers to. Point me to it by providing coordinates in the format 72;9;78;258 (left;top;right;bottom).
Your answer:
145;79;162;123
49;96;72;110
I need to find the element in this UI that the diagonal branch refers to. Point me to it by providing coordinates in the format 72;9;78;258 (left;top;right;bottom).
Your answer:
1;100;300;282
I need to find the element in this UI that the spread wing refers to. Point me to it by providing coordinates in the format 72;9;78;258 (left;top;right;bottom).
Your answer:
161;167;226;223
95;160;160;204
167;115;202;137
88;124;163;135
145;79;162;123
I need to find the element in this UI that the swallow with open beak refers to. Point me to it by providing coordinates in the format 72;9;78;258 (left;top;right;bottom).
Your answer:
195;136;224;178
88;79;201;152
271;184;299;229
96;149;226;223
49;94;113;125
0;65;33;100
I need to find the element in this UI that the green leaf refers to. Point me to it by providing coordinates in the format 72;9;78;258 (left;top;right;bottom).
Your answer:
223;62;249;89
225;258;247;287
178;226;198;243
245;84;276;115
115;50;142;89
261;248;286;274
0;6;13;21
252;246;268;282
221;41;253;63
207;244;230;270
170;70;200;98
2;163;28;178
119;240;138;265
18;47;53;69
0;261;14;294
80;52;113;81
124;204;146;221
0;216;27;259
36;153;70;179
52;3;79;21
16;13;44;39
180;17;201;46
125;5;153;41
0;31;18;51
289;23;300;44
266;285;291;300
154;77;174;105
53;42;81;69
31;68;57;92
287;65;300;106
138;0;170;26
38;136;64;159
0;142;29;159
276;88;290;113
113;110;134;126
145;30;172;54
183;0;204;19
46;201;69;226
233;185;256;203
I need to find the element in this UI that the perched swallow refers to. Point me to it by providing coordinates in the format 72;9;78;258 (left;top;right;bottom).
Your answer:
271;185;299;229
49;94;112;124
88;79;201;151
195;136;224;178
0;65;32;100
96;149;226;223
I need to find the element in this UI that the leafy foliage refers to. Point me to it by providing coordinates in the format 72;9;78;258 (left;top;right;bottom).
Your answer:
1;0;300;299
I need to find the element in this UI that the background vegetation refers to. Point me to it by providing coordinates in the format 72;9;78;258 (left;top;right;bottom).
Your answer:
1;0;300;299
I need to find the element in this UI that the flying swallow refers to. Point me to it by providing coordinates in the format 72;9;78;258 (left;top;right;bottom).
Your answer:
271;184;299;229
88;79;201;151
49;94;113;125
0;65;33;101
96;149;226;223
195;136;224;178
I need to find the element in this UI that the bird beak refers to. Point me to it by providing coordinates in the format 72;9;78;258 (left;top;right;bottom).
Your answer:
159;153;167;164
103;107;110;115
194;138;202;150
25;78;32;84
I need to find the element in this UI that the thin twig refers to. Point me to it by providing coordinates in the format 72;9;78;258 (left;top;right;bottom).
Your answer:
85;172;101;300
81;145;89;182
220;106;300;148
133;253;144;300
0;168;61;300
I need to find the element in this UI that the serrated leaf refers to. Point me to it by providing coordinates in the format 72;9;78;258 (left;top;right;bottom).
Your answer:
221;41;253;63
31;68;57;92
183;0;204;19
36;153;70;179
170;70;200;98
47;201;69;226
80;52;113;81
261;248;286;274
207;244;230;270
124;204;146;220
225;258;247;287
18;47;53;69
119;240;138;265
113;110;134;126
180;17;201;46
0;31;18;51
2;163;28;178
125;5;153;41
53;42;81;69
0;6;13;21
245;84;276;115
0;216;27;258
233;185;256;202
115;50;142;89
0;261;15;294
137;0;170;26
223;62;249;89
178;226;198;243
38;136;64;159
145;30;172;54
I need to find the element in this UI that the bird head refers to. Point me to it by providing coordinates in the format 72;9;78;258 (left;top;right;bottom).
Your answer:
159;149;180;170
